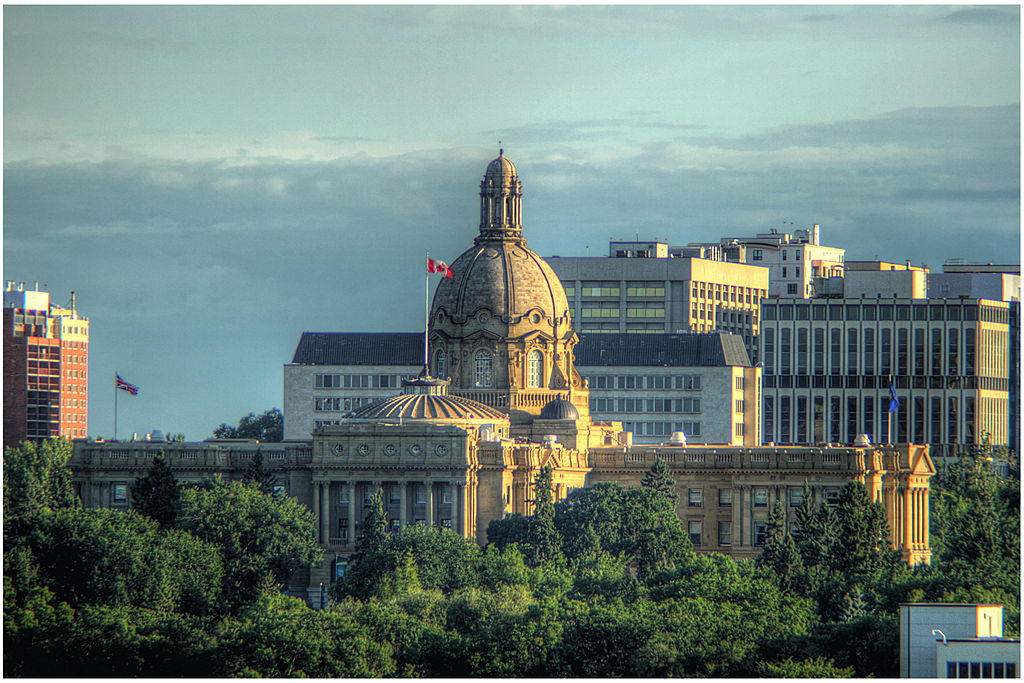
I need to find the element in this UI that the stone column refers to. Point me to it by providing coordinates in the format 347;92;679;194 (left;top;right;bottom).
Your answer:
732;484;743;549
399;481;408;529
320;482;330;544
426;479;434;527
452;482;462;536
902;486;912;550
347;483;356;547
313;482;322;543
923;486;930;549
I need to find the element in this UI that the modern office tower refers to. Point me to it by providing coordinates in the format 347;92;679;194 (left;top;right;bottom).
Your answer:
759;295;1014;460
680;224;846;298
546;241;768;361
3;282;89;448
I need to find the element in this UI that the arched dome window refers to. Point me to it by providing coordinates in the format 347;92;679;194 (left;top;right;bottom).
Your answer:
474;350;493;388
527;349;543;388
434;348;446;380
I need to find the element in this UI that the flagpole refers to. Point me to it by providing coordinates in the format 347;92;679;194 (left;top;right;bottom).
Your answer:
424;252;430;369
114;373;118;441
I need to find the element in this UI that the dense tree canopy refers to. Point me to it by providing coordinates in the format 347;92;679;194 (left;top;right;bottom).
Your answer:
5;436;1018;677
177;479;321;610
131;455;181;529
212;408;284;442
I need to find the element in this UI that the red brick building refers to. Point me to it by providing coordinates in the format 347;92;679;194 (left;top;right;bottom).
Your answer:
4;283;89;449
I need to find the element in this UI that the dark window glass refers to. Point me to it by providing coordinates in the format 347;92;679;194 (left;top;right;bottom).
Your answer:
814;328;825;375
831;329;842;375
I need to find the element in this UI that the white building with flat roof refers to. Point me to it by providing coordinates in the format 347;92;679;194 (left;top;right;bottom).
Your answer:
899;603;1018;678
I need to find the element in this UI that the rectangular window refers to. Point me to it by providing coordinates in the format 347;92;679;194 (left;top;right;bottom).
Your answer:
718;521;732;546
764;396;775;444
753;487;768;507
780;328;791;374
797;328;808;374
789;488;804;507
688;488;702;507
415;485;427;504
390;519;401;533
754;523;767;546
338;519;349;542
112;483;127;504
780;396;791;444
441;487;453;504
688;521;702;546
719;488;732;507
830;329;842;375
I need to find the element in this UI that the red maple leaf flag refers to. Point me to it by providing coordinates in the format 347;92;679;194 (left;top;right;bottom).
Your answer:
427;257;453;278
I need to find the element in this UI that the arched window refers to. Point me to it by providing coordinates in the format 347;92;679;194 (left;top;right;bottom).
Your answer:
474;350;493;388
527;349;543;388
434;348;446;380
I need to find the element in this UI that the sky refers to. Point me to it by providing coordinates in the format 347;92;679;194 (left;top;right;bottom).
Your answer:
3;4;1020;440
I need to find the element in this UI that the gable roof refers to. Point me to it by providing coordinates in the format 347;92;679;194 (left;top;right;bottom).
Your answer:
290;332;422;365
574;332;752;368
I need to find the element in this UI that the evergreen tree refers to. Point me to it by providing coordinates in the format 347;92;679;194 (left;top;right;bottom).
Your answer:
758;501;789;569
243;449;278;497
131;454;181;529
530;466;561;564
352;488;389;569
640;458;677;504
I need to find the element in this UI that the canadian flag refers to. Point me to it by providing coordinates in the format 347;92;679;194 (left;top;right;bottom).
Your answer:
427;257;453;279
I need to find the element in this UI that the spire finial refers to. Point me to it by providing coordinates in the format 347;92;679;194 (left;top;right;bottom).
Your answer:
498;141;503;156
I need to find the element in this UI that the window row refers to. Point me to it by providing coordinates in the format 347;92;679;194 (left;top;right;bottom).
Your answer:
590;397;701;414
763;326;981;377
314;396;376;412
315;373;402;389
762;301;989;322
587;374;701;390
686;486;839;509
764;375;998;390
763;394;989;446
946;661;1016;678
620;421;701;436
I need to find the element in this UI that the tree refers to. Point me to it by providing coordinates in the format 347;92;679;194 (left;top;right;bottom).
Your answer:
177;479;320;610
530;466;561;564
213;408;283;442
242;449;278;497
4;438;76;521
640;458;677;504
131;455;181;529
6;507;223;615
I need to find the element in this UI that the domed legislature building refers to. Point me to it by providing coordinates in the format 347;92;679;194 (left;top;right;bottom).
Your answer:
70;150;934;606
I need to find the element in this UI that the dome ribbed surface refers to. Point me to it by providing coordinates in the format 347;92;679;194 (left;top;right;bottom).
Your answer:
484;150;517;179
539;397;580;420
346;393;508;422
431;241;570;325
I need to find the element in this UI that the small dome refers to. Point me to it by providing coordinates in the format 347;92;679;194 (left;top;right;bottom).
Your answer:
345;393;509;422
484;148;517;180
539;396;579;420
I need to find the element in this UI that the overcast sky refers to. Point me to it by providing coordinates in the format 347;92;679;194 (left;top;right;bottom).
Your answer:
4;5;1020;440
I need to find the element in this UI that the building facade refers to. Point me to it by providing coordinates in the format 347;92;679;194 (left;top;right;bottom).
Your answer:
546;243;768;361
760;297;1013;458
574;332;761;446
71;152;933;607
683;224;845;298
284;331;761;446
4;282;89;448
899;603;1018;678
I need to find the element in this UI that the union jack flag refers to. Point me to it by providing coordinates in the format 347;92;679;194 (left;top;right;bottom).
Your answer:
116;374;139;396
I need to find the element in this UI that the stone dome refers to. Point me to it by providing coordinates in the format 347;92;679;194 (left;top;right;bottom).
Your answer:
430;241;570;327
539;396;580;420
484;148;517;180
345;392;509;422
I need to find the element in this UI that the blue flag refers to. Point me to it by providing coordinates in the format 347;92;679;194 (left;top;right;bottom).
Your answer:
888;379;900;413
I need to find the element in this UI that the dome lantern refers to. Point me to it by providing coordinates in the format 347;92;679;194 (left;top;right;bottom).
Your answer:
478;148;523;241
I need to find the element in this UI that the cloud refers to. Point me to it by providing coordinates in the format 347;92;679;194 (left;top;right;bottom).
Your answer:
4;104;1017;439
